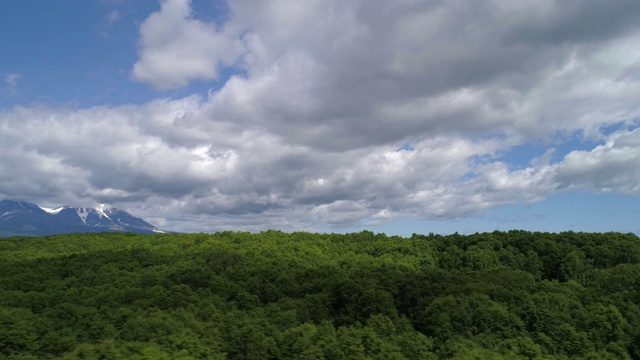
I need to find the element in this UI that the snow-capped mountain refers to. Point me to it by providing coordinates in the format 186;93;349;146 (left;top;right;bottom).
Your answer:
0;200;164;237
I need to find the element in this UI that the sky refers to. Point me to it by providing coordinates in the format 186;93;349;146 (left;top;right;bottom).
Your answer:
1;0;640;236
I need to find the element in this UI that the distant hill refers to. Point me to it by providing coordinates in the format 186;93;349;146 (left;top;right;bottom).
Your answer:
0;199;164;236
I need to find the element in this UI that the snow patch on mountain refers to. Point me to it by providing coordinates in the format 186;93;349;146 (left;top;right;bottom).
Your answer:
76;208;89;224
95;206;110;220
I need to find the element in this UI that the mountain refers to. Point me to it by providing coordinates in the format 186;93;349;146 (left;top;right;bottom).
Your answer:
0;200;164;237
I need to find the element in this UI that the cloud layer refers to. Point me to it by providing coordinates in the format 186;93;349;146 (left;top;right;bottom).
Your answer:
2;0;640;232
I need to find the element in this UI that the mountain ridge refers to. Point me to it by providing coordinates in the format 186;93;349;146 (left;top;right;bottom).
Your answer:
0;199;164;237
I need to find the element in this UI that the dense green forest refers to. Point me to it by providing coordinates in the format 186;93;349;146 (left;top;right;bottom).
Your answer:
1;230;640;359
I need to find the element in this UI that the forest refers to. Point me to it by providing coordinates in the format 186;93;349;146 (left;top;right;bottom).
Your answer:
1;230;640;359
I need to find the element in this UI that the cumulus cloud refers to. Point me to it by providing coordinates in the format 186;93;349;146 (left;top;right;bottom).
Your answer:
132;0;243;88
190;0;640;150
553;129;640;194
2;0;640;232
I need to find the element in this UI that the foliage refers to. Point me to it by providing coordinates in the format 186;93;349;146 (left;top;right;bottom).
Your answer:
0;230;639;358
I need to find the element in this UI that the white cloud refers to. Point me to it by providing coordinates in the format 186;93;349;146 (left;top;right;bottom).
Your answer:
1;97;639;231
553;129;640;194
132;0;243;89
311;200;370;225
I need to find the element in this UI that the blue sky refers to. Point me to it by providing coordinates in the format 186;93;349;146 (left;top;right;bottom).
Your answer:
0;0;212;107
1;0;639;235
